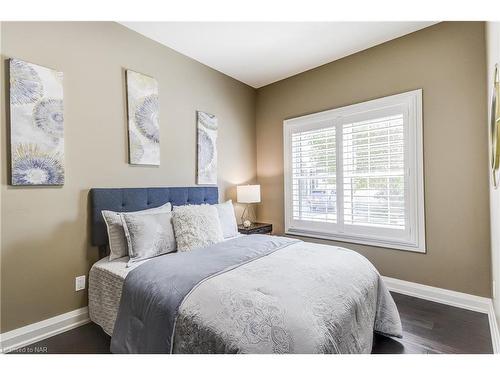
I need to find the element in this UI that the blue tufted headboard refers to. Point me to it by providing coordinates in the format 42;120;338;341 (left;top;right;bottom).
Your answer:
90;187;218;254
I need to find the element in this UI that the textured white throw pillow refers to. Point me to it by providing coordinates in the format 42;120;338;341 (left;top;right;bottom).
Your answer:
102;202;171;260
121;211;176;266
172;204;224;252
215;200;238;239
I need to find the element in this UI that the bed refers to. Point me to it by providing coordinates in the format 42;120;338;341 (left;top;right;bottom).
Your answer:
88;187;402;354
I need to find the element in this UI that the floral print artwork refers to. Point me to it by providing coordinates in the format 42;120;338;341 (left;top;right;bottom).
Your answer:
9;58;64;185
197;111;218;184
126;70;160;165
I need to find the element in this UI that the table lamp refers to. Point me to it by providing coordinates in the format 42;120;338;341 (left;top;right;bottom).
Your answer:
237;184;261;227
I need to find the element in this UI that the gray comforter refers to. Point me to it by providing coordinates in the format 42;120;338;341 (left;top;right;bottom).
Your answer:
111;235;402;354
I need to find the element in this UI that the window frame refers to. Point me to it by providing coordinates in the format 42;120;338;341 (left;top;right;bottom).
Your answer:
283;89;425;253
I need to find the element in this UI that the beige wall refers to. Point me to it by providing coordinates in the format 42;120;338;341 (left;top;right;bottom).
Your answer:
256;22;491;297
486;22;500;325
0;22;256;333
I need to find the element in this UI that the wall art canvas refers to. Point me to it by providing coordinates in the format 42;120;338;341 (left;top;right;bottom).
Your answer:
126;70;160;165
9;58;65;186
197;111;218;185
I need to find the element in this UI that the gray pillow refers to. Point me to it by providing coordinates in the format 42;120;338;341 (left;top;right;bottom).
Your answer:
215;200;238;238
102;202;171;260
121;211;176;266
172;204;224;252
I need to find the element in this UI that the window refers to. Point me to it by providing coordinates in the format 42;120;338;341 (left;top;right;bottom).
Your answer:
284;90;425;252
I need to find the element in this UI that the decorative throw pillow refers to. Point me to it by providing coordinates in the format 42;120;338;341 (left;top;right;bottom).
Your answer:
172;204;224;252
215;200;238;239
121;211;176;266
102;202;171;260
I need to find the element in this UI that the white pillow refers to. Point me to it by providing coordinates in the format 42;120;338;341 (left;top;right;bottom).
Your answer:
215;200;238;239
121;211;176;266
102;202;171;260
172;204;224;252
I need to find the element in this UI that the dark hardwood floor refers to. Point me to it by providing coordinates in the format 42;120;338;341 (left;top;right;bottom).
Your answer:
10;292;494;354
10;322;111;354
372;293;493;354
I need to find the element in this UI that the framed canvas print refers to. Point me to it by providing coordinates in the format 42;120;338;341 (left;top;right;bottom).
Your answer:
196;111;218;185
126;69;160;165
9;58;65;186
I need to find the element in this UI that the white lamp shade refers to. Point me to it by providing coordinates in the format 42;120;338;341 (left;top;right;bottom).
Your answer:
237;185;261;203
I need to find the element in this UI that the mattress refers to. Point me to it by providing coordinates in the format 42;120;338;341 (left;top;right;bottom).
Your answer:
89;234;244;336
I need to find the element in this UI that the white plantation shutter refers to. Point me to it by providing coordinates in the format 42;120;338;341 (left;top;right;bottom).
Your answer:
291;126;337;224
284;90;425;252
343;113;405;230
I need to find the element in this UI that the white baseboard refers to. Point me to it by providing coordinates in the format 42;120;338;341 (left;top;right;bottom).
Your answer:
382;276;492;313
0;307;89;353
382;276;500;354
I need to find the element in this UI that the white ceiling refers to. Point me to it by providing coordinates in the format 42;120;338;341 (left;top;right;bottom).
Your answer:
120;22;437;88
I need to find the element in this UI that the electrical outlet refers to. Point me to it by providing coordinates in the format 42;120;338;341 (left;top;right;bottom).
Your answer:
75;275;86;291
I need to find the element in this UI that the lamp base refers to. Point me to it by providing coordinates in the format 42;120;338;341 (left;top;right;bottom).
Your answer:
240;204;255;227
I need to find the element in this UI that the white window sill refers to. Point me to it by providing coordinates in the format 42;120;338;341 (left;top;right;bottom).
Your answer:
285;228;426;253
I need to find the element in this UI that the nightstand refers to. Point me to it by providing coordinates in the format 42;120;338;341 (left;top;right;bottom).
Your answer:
237;222;273;235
